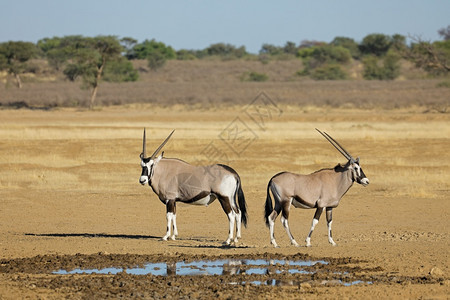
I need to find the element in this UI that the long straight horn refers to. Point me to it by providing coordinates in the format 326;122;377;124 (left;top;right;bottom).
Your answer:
315;128;353;161
142;128;147;158
150;130;175;159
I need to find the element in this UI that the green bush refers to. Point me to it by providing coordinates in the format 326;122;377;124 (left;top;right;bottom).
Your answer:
260;43;282;56
331;36;361;59
206;43;247;58
311;45;351;64
131;39;176;60
363;52;400;80
176;49;197;60
241;71;268;82
310;64;347;80
359;33;393;57
103;57;139;82
148;51;167;70
297;47;315;58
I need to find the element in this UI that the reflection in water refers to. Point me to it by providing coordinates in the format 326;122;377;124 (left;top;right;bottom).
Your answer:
53;258;372;286
53;258;327;276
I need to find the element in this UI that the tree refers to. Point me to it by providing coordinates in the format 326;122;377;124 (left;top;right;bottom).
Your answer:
38;37;70;70
147;50;167;70
438;25;450;40
260;43;282;55
176;49;197;60
331;36;360;58
404;29;450;75
131;39;176;60
298;44;351;78
206;43;246;58
283;41;298;55
359;33;393;57
120;37;138;59
62;36;124;109
391;34;407;51
0;41;36;88
103;56;139;82
362;51;400;80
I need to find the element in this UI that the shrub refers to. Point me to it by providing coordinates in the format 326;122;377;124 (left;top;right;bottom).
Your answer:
297;45;351;79
316;45;351;64
260;43;282;56
206;43;247;58
331;36;361;59
359;33;393;57
148;51;167;71
310;64;347;80
176;49;197;60
362;52;400;80
103;57;139;82
132;39;176;60
297;47;315;59
241;71;268;82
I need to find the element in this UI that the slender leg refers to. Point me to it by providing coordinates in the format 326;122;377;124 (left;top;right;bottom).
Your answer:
280;203;299;246
226;211;236;245
162;200;176;241
268;211;279;247
326;208;337;246
218;195;235;245
305;208;323;247
235;209;242;240
171;201;178;240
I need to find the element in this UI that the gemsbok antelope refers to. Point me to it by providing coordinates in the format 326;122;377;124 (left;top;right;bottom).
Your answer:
264;129;369;247
139;129;248;245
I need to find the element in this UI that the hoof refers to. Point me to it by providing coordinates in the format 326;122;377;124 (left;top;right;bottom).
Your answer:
170;236;176;241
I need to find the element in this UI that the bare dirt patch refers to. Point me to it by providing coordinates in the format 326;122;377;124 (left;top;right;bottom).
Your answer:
0;105;449;298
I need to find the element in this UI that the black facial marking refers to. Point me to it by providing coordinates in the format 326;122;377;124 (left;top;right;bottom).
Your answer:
141;166;149;177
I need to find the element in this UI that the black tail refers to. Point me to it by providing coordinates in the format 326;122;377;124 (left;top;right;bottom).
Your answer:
264;179;274;227
265;178;282;227
237;179;248;227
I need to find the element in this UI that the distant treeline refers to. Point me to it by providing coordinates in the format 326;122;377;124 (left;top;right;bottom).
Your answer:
1;26;449;108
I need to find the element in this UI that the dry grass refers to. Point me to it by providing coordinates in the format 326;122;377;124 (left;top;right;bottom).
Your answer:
1;107;448;199
0;60;449;110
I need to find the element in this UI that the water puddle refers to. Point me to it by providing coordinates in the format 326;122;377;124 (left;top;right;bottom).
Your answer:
54;258;327;276
53;258;372;286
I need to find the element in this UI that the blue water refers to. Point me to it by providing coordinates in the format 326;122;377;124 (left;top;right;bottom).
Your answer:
53;258;328;276
53;258;372;286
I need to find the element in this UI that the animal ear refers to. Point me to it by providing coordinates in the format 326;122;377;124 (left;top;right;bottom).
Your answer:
154;152;164;164
356;157;360;164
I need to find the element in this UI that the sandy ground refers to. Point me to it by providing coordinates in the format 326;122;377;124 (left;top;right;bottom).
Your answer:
0;105;449;299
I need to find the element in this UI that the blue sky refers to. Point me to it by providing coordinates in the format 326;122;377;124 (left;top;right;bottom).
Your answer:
1;0;448;53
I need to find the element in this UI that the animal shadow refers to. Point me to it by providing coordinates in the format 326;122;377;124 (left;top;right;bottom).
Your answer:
25;233;160;240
